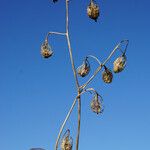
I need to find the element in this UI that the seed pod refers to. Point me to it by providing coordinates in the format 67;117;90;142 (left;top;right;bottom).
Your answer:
41;41;53;58
77;58;90;77
113;55;126;73
102;66;113;83
91;93;103;114
61;129;73;150
87;1;100;22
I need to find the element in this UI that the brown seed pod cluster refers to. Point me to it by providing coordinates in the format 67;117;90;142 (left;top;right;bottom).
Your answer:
77;59;90;77
87;1;100;22
61;129;73;150
102;66;113;83
41;41;53;58
91;94;103;114
113;55;126;73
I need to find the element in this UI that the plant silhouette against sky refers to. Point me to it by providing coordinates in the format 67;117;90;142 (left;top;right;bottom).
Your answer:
40;0;129;150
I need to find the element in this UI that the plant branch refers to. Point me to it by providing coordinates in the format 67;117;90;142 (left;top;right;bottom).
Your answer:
54;96;78;150
86;55;102;66
43;1;129;150
54;87;97;150
81;40;129;90
76;95;81;150
54;1;81;149
47;31;66;37
45;31;66;42
65;1;81;149
65;0;79;89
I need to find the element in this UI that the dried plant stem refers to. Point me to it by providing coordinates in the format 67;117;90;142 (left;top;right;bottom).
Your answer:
76;95;81;150
54;1;81;150
54;87;95;150
54;97;78;150
45;32;66;42
66;1;81;150
52;1;128;150
86;55;102;66
54;86;96;150
66;33;80;89
81;42;122;90
65;0;79;89
47;32;66;37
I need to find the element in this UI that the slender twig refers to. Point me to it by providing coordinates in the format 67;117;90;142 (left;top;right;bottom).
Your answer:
65;0;79;89
45;31;66;41
86;55;102;66
54;97;78;150
120;39;129;54
65;1;82;149
66;1;81;149
76;96;81;150
54;87;98;150
46;31;66;37
55;1;82;150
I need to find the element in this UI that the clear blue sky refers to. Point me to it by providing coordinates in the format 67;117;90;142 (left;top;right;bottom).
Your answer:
0;0;150;150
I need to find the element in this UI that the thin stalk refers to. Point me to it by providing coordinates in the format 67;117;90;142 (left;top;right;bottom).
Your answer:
81;42;121;89
54;87;95;150
76;95;81;150
86;55;102;66
66;0;79;89
66;1;81;150
54;1;81;149
47;31;66;37
45;32;66;42
54;97;78;150
120;39;129;54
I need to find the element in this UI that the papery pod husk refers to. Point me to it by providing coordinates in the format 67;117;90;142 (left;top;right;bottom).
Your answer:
61;129;73;150
87;1;100;21
113;55;126;73
77;59;90;77
91;94;103;114
102;66;113;83
41;41;53;58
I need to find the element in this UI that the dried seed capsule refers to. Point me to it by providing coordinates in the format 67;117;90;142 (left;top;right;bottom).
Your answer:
61;130;73;150
77;58;90;77
113;55;126;73
102;66;113;83
41;41;53;58
87;1;100;22
91;94;103;114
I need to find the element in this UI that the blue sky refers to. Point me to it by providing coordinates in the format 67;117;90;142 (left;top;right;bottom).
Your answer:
0;0;150;150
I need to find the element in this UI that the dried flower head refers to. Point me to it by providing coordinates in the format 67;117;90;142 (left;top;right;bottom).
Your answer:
102;66;113;83
91;93;103;114
41;41;53;58
77;58;90;77
113;55;126;73
87;1;100;22
61;129;73;150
